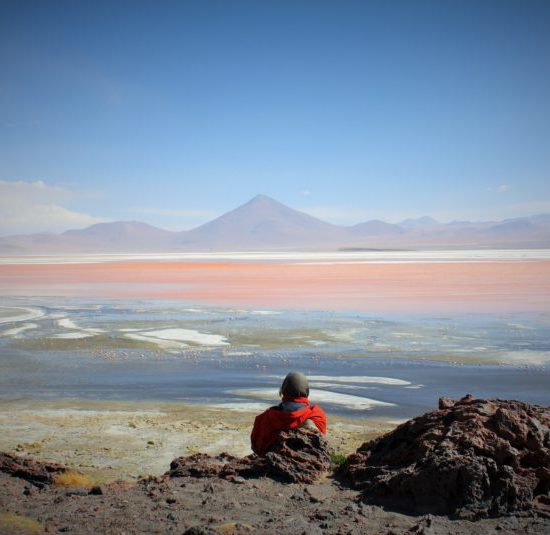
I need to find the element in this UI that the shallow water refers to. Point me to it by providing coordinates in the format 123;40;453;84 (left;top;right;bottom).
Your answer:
0;297;549;419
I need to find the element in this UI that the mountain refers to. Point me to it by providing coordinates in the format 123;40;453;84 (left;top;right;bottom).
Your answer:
0;195;549;254
350;219;404;236
0;222;174;254
174;195;350;250
398;216;440;230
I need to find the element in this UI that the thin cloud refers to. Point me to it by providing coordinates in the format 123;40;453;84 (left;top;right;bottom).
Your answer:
487;183;511;193
0;180;108;236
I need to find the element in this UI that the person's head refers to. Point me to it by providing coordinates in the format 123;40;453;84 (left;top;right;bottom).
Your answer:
279;371;309;398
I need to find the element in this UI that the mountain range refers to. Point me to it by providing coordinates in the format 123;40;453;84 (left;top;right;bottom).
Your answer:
1;194;549;254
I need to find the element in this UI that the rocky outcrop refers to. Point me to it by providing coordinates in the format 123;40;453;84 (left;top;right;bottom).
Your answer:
168;428;332;484
0;451;67;487
338;395;550;519
263;427;333;483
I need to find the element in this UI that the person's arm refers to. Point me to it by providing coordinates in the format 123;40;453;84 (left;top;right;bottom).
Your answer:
308;405;327;434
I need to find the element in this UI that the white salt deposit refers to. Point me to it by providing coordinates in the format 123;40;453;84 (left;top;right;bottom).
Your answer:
0;306;44;324
125;328;229;348
54;332;95;339
2;323;38;337
309;382;369;390
300;375;411;386
56;317;105;336
227;388;395;410
123;333;187;350
496;350;550;365
57;318;80;330
2;249;550;265
210;402;271;413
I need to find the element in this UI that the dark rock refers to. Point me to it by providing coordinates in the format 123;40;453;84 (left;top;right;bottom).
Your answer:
263;428;333;483
338;396;550;518
88;485;103;495
0;451;68;486
167;428;332;484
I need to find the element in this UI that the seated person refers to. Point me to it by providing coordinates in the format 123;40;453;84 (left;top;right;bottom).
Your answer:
250;371;327;456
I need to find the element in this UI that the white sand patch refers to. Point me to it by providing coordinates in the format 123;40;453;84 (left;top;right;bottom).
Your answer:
0;306;44;324
388;419;408;425
227;388;395;410
300;375;411;386
306;340;327;346
139;328;229;346
2;323;38;337
222;351;253;356
210;402;271;413
251;310;281;315
54;332;95;339
118;328;143;332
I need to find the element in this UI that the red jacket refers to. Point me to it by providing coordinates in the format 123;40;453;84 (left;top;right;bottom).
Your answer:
250;397;327;456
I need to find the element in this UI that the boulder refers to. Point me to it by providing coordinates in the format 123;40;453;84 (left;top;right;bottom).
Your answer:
168;428;332;484
338;395;550;519
0;451;68;487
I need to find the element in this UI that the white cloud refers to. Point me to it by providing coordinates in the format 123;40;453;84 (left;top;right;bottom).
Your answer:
487;183;511;193
0;180;108;236
300;190;312;197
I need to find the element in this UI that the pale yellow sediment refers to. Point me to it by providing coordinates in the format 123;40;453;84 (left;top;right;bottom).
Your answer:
0;398;393;484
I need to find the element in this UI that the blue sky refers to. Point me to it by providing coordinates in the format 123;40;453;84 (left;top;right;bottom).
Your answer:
1;0;550;234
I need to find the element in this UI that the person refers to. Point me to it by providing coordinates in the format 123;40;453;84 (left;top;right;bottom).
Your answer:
250;371;327;456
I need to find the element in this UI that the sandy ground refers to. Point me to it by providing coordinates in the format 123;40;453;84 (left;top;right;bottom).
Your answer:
0;399;393;484
1;259;549;313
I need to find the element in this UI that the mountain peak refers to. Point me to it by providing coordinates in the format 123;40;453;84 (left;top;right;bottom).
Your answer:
244;194;281;206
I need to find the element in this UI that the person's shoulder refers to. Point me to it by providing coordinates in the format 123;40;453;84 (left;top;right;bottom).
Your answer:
255;405;280;419
309;404;327;415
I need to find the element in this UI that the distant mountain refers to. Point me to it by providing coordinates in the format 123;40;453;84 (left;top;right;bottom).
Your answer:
0;221;174;253
0;195;549;254
174;194;350;249
398;216;440;229
350;219;405;236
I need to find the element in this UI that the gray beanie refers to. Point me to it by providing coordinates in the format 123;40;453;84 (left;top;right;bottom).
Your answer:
279;371;309;398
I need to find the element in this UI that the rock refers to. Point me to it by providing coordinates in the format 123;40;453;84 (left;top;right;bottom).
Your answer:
0;451;68;486
167;428;332;484
338;396;550;518
263;428;333;484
